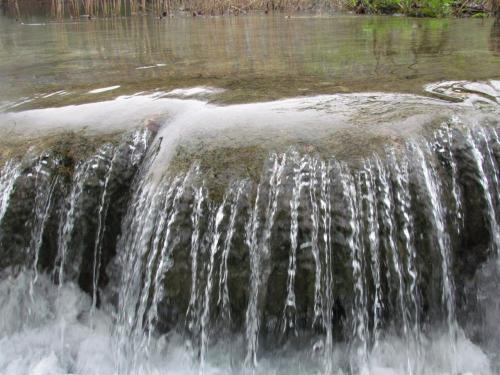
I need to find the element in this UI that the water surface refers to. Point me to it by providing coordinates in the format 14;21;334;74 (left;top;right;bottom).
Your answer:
0;14;499;109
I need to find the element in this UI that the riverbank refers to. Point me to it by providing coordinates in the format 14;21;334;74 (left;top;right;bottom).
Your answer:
2;0;499;19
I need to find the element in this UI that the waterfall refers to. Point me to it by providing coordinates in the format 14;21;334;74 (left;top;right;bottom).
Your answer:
200;193;227;372
388;151;421;372
186;179;206;340
0;160;21;225
465;129;500;255
359;159;383;349
283;153;308;334
28;156;60;295
245;153;287;367
339;163;369;374
218;180;247;324
319;159;335;374
308;158;323;329
91;146;117;317
56;159;92;287
0;123;499;375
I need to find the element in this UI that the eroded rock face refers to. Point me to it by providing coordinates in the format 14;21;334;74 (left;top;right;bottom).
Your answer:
0;128;152;300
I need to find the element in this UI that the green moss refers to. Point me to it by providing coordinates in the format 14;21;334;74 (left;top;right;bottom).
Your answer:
168;144;268;202
0;132;122;170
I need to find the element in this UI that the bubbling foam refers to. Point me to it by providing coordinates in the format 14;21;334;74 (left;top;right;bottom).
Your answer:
0;272;494;375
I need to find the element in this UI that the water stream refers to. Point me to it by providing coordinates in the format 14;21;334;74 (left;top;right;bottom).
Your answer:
0;115;498;374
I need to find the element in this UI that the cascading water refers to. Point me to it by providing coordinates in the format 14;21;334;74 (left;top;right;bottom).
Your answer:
0;119;499;375
0;160;21;225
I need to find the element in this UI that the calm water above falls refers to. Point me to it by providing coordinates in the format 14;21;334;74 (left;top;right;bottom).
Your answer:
0;11;500;375
0;14;499;108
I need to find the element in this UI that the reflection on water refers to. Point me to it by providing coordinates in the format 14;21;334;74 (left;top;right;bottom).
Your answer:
490;20;500;53
0;14;499;108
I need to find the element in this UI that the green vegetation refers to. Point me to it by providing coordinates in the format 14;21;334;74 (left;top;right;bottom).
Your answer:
346;0;496;17
2;0;498;18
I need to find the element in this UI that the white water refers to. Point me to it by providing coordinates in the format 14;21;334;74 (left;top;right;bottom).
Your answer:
360;159;383;349
283;153;308;334
245;153;287;367
0;160;21;225
339;164;369;374
91;145;116;317
0;271;495;375
308;158;323;328
200;195;227;372
466;128;500;255
186;180;206;335
318;160;334;374
218;181;247;323
28;157;60;294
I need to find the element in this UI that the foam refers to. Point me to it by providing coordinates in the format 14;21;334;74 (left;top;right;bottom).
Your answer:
0;272;495;375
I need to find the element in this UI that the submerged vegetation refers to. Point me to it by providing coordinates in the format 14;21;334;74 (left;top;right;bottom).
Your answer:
1;0;499;18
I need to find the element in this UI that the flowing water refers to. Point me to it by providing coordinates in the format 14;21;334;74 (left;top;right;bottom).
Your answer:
0;9;500;375
0;119;498;374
